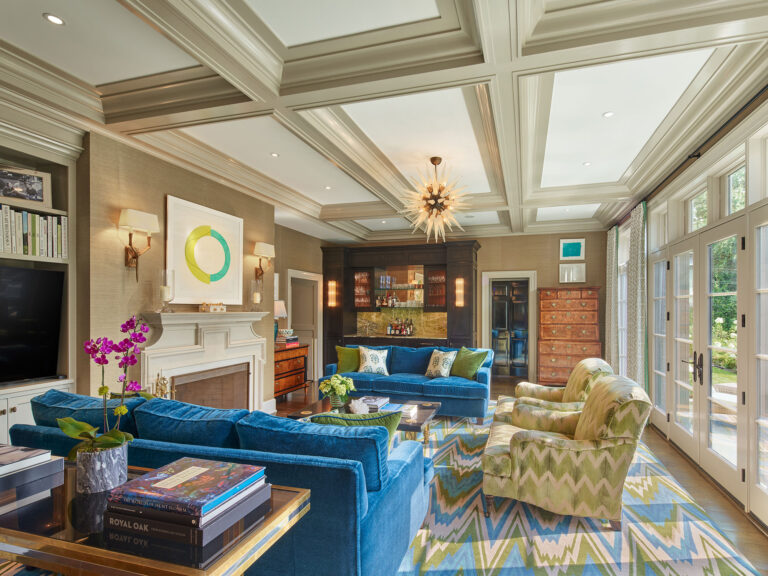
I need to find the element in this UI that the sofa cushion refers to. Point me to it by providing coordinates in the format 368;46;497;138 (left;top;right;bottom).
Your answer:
421;376;488;400
358;346;389;375
574;375;651;441
562;358;613;403
309;410;402;448
336;346;360;373
450;347;489;380
134;398;248;448
344;345;393;373
31;389;145;436
481;422;523;478
437;346;494;368
236;410;390;491
370;373;429;395
425;350;457;378
390;347;434;374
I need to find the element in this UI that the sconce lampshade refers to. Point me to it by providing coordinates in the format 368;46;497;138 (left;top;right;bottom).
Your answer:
274;299;288;319
253;242;275;258
119;209;160;236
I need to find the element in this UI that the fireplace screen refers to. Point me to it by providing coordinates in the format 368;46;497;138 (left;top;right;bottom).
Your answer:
170;363;250;409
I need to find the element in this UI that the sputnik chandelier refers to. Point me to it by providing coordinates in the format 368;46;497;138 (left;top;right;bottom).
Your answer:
402;156;468;243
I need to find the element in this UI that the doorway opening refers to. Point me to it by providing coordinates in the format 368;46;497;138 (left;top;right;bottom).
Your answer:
491;279;530;378
286;269;323;384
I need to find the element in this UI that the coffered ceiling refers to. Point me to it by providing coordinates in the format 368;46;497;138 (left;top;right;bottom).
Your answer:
2;0;768;242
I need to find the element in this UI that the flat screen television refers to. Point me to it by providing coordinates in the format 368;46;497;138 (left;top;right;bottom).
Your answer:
0;266;64;384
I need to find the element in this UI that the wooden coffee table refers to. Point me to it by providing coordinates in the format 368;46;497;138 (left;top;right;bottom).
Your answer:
0;464;309;575
288;398;441;447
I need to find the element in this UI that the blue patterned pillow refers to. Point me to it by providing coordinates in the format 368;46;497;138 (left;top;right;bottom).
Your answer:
358;345;389;375
425;349;457;378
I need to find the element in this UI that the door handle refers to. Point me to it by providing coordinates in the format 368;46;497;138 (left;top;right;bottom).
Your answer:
697;352;704;385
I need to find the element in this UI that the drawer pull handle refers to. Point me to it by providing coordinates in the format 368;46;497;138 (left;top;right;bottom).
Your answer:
582;330;587;335
9;407;16;414
0;409;5;416
566;300;571;304
551;303;556;307
567;325;572;330
550;346;556;351
552;330;557;335
581;302;587;307
581;315;586;320
551;372;557;377
582;346;587;351
551;358;556;363
551;315;556;320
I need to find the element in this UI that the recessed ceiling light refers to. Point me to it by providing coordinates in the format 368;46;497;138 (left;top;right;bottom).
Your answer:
602;111;615;118
270;152;279;158
43;12;65;25
325;186;332;190
381;220;387;224
565;207;571;212
583;161;592;167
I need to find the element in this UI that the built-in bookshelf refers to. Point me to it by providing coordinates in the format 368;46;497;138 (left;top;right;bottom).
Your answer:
0;141;77;394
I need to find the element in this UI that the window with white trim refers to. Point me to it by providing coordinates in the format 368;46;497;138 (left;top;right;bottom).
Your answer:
689;190;707;232
726;165;746;215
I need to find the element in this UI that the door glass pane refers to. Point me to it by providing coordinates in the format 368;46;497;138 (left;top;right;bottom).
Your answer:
674;251;694;433
757;225;768;489
652;261;667;412
707;236;738;466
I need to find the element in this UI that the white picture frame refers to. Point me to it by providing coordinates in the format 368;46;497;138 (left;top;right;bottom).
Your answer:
560;238;585;260
166;196;243;305
559;263;586;283
0;167;52;210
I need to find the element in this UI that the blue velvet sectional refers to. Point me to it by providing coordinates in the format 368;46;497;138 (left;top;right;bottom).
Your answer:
11;390;433;576
321;345;494;419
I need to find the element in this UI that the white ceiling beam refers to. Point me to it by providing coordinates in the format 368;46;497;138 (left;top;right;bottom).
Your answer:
119;0;283;103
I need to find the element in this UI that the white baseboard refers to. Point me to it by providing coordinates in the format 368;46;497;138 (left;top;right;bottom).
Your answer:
261;398;277;415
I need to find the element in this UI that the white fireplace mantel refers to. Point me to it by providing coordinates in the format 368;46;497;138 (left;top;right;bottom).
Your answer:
140;312;273;413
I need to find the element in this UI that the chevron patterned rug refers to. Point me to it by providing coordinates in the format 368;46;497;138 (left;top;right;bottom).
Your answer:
395;406;759;575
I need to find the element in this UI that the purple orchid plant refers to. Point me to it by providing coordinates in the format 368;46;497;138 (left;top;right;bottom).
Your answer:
58;316;152;459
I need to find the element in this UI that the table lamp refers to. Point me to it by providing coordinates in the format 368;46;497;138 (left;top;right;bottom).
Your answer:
274;300;288;340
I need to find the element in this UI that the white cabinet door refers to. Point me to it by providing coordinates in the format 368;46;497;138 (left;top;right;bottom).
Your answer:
9;392;40;429
0;399;8;445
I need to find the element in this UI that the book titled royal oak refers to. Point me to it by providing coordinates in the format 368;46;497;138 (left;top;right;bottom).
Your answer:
107;458;265;519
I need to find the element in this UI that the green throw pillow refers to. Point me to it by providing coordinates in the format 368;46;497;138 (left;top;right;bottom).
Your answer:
336;346;360;373
451;347;488;380
310;410;402;449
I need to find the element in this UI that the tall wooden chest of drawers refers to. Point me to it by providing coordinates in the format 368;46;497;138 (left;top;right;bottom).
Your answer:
538;287;601;385
274;344;310;399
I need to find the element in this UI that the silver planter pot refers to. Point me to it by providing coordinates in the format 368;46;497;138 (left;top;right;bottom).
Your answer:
75;444;128;494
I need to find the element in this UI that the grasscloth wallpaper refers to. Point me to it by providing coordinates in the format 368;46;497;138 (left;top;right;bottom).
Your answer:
76;132;275;399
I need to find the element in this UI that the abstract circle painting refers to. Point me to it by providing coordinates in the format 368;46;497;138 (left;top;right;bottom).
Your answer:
184;225;231;284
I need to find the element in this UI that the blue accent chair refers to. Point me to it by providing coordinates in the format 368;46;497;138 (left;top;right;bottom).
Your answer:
321;345;494;419
11;392;433;576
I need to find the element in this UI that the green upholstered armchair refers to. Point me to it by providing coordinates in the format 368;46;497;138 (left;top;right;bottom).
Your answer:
511;358;614;412
482;374;652;528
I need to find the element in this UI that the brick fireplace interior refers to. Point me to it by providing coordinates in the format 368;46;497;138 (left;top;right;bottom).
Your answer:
170;363;250;410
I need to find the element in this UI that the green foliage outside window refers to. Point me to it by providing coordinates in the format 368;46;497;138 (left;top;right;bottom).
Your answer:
728;166;746;214
690;192;707;232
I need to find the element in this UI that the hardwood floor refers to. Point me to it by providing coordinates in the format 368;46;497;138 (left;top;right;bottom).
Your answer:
273;377;768;571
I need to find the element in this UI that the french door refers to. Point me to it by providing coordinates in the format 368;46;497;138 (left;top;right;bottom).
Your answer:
668;217;747;500
649;252;669;432
749;204;768;523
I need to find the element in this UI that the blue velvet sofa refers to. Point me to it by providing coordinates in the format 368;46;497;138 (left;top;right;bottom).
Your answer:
321;345;494;419
10;390;433;576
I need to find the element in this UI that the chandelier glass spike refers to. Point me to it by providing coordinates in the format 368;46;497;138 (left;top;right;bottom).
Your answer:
402;156;468;242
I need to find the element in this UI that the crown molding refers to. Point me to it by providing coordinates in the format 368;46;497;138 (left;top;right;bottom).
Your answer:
364;223;511;242
320;201;396;222
0;41;103;124
520;0;768;56
99;65;250;125
119;0;282;103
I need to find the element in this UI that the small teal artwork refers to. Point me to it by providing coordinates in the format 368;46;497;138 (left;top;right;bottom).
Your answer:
560;238;585;260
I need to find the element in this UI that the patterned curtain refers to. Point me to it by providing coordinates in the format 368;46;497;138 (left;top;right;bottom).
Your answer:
605;226;619;369
627;202;648;390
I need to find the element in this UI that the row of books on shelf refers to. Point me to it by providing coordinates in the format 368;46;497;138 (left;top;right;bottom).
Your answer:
0;445;64;516
105;457;271;568
0;204;68;259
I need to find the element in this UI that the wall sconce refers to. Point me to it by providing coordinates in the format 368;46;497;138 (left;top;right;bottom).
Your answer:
327;280;338;308
455;277;465;307
119;209;160;282
252;242;275;307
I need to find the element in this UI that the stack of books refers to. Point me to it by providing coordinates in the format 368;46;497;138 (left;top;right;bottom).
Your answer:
0;204;68;260
0;445;63;516
105;457;271;568
360;396;390;412
276;335;299;348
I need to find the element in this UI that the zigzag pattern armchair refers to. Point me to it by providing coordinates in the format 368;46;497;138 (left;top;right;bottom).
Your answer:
482;374;652;528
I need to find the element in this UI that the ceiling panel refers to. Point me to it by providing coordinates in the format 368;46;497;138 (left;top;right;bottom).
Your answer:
0;0;200;86
245;0;439;47
536;203;601;221
275;207;357;243
342;87;491;196
181;117;378;205
355;217;411;231
541;49;714;188
454;211;499;226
